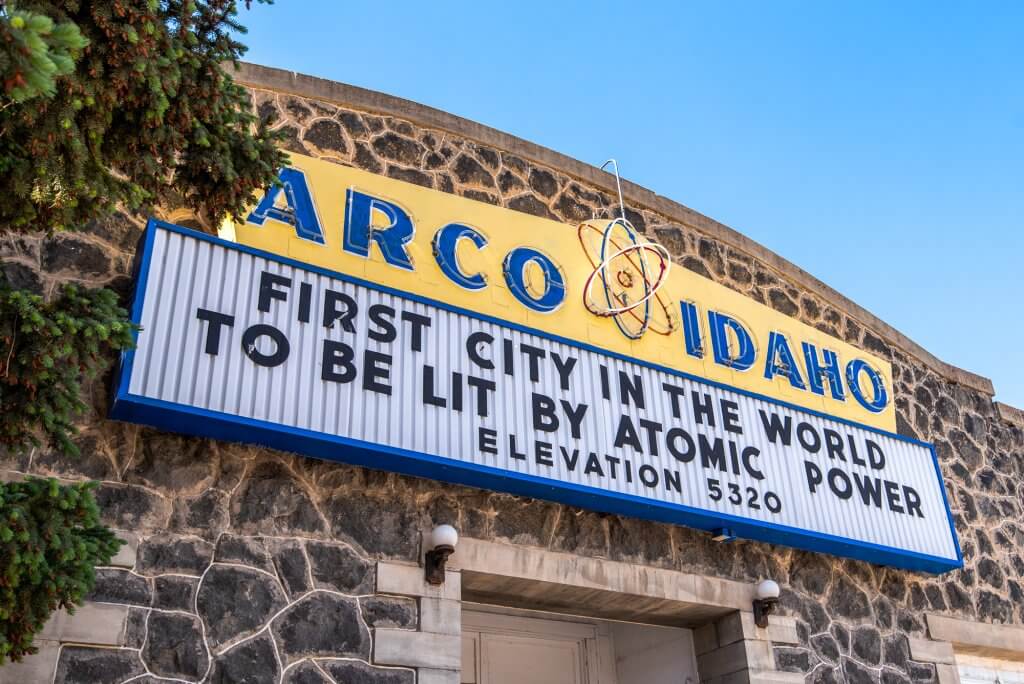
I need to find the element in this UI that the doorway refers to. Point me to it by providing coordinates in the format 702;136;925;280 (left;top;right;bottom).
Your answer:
461;605;699;684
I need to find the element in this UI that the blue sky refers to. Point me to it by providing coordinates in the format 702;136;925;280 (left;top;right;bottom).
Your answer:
239;1;1024;409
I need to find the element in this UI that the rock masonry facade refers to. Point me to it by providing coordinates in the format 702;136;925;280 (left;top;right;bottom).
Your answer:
1;64;1023;683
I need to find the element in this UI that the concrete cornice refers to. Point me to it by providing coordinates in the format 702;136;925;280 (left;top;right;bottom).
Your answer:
234;62;1003;403
997;402;1024;428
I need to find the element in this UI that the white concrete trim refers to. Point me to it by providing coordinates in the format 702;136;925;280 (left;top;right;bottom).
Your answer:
909;636;957;665
373;628;461;670
38;603;128;646
927;613;1024;662
747;670;806;684
375;561;460;600
451;538;753;611
0;639;60;682
417;668;460;684
936;662;963;684
420;598;461;636
109;532;139;569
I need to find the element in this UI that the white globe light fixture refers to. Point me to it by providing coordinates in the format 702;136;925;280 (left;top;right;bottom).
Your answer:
425;524;459;585
753;579;780;627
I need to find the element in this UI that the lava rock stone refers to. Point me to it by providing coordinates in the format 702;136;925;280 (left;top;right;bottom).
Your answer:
267;538;313;598
323;490;419;559
491;496;558;546
452;154;495;187
680;255;713;279
215;534;275;573
463;188;498;204
828;575;872;619
811;633;841;664
775;646;812;672
137;534;214;576
307;541;374;594
842;656;880;683
154;575;199;611
42;235;110;276
283;661;333;683
94;482;172;529
124;607;149;649
790;554;833;595
56;646;145;684
321;660;414;684
0;260;42;294
550;509;608;557
87;568;152;606
768;289;799;316
698;238;725;275
84;209;143;251
303;119;347;155
197;564;288;647
353;141;383;174
554;192;590;222
372;132;424;166
882;634;909;670
338;111;368;138
608;516;672;566
231;461;327;536
144;612;209;680
128;433;214;494
497;169;525;194
360;596;418;629
508;194;556;220
386;165;433;188
172;488;230;534
210;635;280;684
528;168;558;198
271;592;370;661
851;627;882;666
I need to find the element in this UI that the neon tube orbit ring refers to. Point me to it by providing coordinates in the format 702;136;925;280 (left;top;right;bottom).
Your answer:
579;217;677;340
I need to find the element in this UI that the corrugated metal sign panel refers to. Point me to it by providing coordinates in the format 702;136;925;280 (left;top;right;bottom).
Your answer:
112;221;962;573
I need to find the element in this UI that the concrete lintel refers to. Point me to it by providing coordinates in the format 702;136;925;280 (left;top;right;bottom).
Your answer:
927;613;1024;661
374;628;460;670
908;636;956;665
452;538;751;620
376;561;461;600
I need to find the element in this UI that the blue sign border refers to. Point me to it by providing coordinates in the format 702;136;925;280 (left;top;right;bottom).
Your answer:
111;219;963;574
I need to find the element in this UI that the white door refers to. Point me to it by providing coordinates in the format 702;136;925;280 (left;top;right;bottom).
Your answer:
959;654;1024;683
461;607;700;684
461;609;616;684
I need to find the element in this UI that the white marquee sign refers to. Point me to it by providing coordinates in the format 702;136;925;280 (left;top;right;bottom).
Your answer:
112;222;962;573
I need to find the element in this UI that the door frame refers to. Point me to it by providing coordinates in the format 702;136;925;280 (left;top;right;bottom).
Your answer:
462;605;617;684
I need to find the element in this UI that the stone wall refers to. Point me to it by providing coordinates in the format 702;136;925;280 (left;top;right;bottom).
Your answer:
0;66;1022;683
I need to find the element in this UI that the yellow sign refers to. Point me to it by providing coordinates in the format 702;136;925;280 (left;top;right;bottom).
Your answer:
226;153;895;430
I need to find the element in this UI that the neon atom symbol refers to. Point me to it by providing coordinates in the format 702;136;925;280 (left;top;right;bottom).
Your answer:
579;217;677;340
